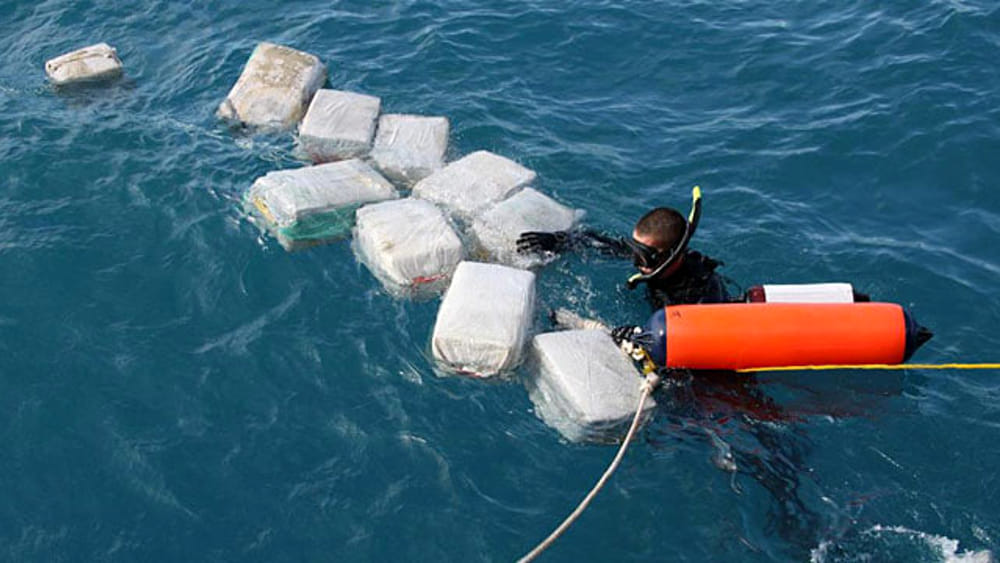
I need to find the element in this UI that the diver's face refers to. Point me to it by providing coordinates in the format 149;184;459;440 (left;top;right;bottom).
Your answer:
631;229;663;274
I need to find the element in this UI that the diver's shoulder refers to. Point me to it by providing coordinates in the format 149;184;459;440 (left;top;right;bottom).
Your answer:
685;249;723;270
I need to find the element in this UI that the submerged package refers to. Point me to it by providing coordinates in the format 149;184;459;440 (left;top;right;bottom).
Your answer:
471;188;583;268
354;198;464;293
411;151;536;220
217;42;327;131
298;89;381;162
431;261;536;377
45;43;123;86
245;159;397;250
528;329;654;442
369;114;449;185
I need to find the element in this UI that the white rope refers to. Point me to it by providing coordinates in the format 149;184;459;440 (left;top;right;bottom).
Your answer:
517;372;660;563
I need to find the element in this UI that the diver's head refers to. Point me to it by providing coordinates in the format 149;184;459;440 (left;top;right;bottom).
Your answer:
624;187;702;290
629;207;687;276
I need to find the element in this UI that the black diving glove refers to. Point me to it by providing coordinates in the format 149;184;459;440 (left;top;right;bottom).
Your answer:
515;231;570;254
610;325;654;361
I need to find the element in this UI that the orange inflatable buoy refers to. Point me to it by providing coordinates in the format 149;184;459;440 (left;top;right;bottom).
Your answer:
642;302;931;371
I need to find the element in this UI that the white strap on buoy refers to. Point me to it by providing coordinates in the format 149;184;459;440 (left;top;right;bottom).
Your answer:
762;282;854;303
517;371;660;563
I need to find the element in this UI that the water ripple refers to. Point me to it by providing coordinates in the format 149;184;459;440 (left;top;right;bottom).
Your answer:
1;1;998;561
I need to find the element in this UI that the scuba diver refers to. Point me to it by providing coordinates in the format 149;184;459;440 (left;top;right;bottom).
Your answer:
518;187;935;558
516;187;734;308
516;186;733;359
517;186;886;362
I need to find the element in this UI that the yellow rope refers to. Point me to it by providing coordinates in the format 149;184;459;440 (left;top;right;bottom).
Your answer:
737;363;1000;373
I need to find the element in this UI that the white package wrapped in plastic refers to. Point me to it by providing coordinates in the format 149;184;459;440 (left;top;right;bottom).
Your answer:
528;329;654;442
45;43;123;86
298;89;381;162
431;261;536;377
760;283;855;303
245;159;398;250
370;114;449;185
217;42;327;131
412;151;536;220
354;198;464;293
471;188;584;268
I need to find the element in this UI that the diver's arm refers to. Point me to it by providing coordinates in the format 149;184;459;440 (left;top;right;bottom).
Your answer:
515;228;632;257
575;229;632;256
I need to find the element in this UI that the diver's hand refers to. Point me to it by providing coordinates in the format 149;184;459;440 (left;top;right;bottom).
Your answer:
611;325;654;361
515;231;569;254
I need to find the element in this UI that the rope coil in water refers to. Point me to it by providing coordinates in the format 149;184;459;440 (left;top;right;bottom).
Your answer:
517;371;661;563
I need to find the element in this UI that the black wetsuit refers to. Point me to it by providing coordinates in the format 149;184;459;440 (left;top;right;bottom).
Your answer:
644;250;731;308
565;229;734;308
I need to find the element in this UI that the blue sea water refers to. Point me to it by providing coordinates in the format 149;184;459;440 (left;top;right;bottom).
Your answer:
2;1;999;561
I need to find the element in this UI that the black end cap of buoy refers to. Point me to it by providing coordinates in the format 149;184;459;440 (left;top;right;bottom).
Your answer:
902;309;933;361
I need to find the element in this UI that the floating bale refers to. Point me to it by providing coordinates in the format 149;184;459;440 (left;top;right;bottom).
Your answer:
471;187;584;268
217;42;327;131
431;261;535;377
45;43;123;86
298;89;381;162
528;329;654;442
412;151;536;220
354;198;464;294
245;159;397;250
370;114;449;185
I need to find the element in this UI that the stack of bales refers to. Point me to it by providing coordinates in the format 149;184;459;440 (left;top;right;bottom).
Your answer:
43;39;648;442
217;42;639;441
412;151;584;378
224;43;459;271
408;148;636;438
351;114;459;295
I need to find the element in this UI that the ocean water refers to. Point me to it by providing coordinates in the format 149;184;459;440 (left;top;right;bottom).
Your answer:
2;1;999;561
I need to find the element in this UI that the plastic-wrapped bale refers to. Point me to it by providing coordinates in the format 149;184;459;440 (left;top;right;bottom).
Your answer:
45;43;123;86
298;89;381;162
245;159;397;250
431;261;535;377
370;114;449;185
354;198;464;294
471;187;584;268
217;42;327;131
528;329;655;442
412;151;536;220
